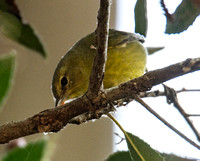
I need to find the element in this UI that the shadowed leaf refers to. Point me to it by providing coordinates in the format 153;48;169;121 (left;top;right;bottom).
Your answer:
147;46;164;55
126;132;164;161
2;139;48;161
165;0;200;34
0;52;15;109
134;0;148;37
105;151;132;161
0;0;46;57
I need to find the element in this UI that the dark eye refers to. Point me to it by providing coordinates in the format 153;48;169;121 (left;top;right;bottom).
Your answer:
61;76;68;86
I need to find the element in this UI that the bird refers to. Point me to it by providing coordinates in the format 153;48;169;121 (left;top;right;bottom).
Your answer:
52;29;147;107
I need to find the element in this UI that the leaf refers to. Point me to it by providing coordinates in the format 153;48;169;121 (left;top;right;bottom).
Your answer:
105;151;133;161
0;10;22;40
0;0;21;19
105;151;198;161
165;0;200;34
2;139;48;161
0;0;46;57
147;46;164;55
126;132;164;161
0;52;16;109
18;24;46;57
161;153;198;161
134;0;148;37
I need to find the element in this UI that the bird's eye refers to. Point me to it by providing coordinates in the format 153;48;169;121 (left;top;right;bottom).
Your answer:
61;76;68;86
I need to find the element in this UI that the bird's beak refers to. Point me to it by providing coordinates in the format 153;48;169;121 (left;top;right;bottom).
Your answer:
55;99;59;107
55;97;65;107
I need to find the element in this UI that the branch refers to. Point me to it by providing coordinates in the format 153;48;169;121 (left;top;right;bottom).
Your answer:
105;58;200;102
0;57;200;144
163;84;200;141
140;88;200;98
68;0;112;124
140;85;200;141
134;95;200;150
160;0;173;22
87;0;111;98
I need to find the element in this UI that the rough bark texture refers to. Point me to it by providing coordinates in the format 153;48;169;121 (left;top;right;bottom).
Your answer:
0;57;200;144
87;0;111;99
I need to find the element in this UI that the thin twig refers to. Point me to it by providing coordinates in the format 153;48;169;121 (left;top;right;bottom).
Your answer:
134;95;200;150
174;101;200;141
177;88;200;94
163;84;200;141
160;0;173;21
140;88;200;98
108;113;145;161
114;132;125;144
187;114;200;117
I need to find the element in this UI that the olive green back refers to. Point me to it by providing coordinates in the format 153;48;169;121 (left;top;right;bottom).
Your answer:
52;29;147;101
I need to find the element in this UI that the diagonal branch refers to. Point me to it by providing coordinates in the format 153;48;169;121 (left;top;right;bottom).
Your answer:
105;58;200;102
134;95;200;150
163;84;200;141
0;57;200;144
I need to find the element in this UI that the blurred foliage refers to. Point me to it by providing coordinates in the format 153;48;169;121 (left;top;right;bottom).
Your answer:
0;0;46;57
126;132;164;161
0;52;15;109
1;139;49;161
147;47;164;55
134;0;147;37
106;151;132;161
165;0;200;34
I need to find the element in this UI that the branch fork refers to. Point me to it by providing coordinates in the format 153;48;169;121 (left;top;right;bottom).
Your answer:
0;0;200;151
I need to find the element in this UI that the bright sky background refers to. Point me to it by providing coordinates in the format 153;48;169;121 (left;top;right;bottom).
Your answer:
114;0;200;159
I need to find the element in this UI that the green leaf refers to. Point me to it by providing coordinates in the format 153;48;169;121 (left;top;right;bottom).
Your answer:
0;0;21;19
126;132;164;161
105;151;198;161
2;140;48;161
0;10;22;40
106;151;132;161
147;47;164;55
0;52;16;109
134;0;147;37
18;24;46;57
165;0;200;34
0;1;46;57
161;153;198;161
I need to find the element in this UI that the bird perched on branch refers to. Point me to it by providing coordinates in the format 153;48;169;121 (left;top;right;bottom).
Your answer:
52;29;147;106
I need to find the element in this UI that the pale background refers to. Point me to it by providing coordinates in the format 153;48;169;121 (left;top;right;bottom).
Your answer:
0;1;117;161
115;0;200;159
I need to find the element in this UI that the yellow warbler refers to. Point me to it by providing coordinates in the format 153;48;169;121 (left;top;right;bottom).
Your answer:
52;29;147;106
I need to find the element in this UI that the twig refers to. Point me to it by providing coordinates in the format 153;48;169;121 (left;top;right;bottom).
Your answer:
163;84;200;141
134;95;200;150
187;114;200;117
87;0;111;98
114;132;125;144
108;113;145;161
160;0;173;22
139;90;165;98
70;0;112;124
0;57;200;143
140;88;200;98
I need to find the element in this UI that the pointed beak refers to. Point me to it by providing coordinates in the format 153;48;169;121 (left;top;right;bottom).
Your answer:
55;99;59;107
55;98;65;107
